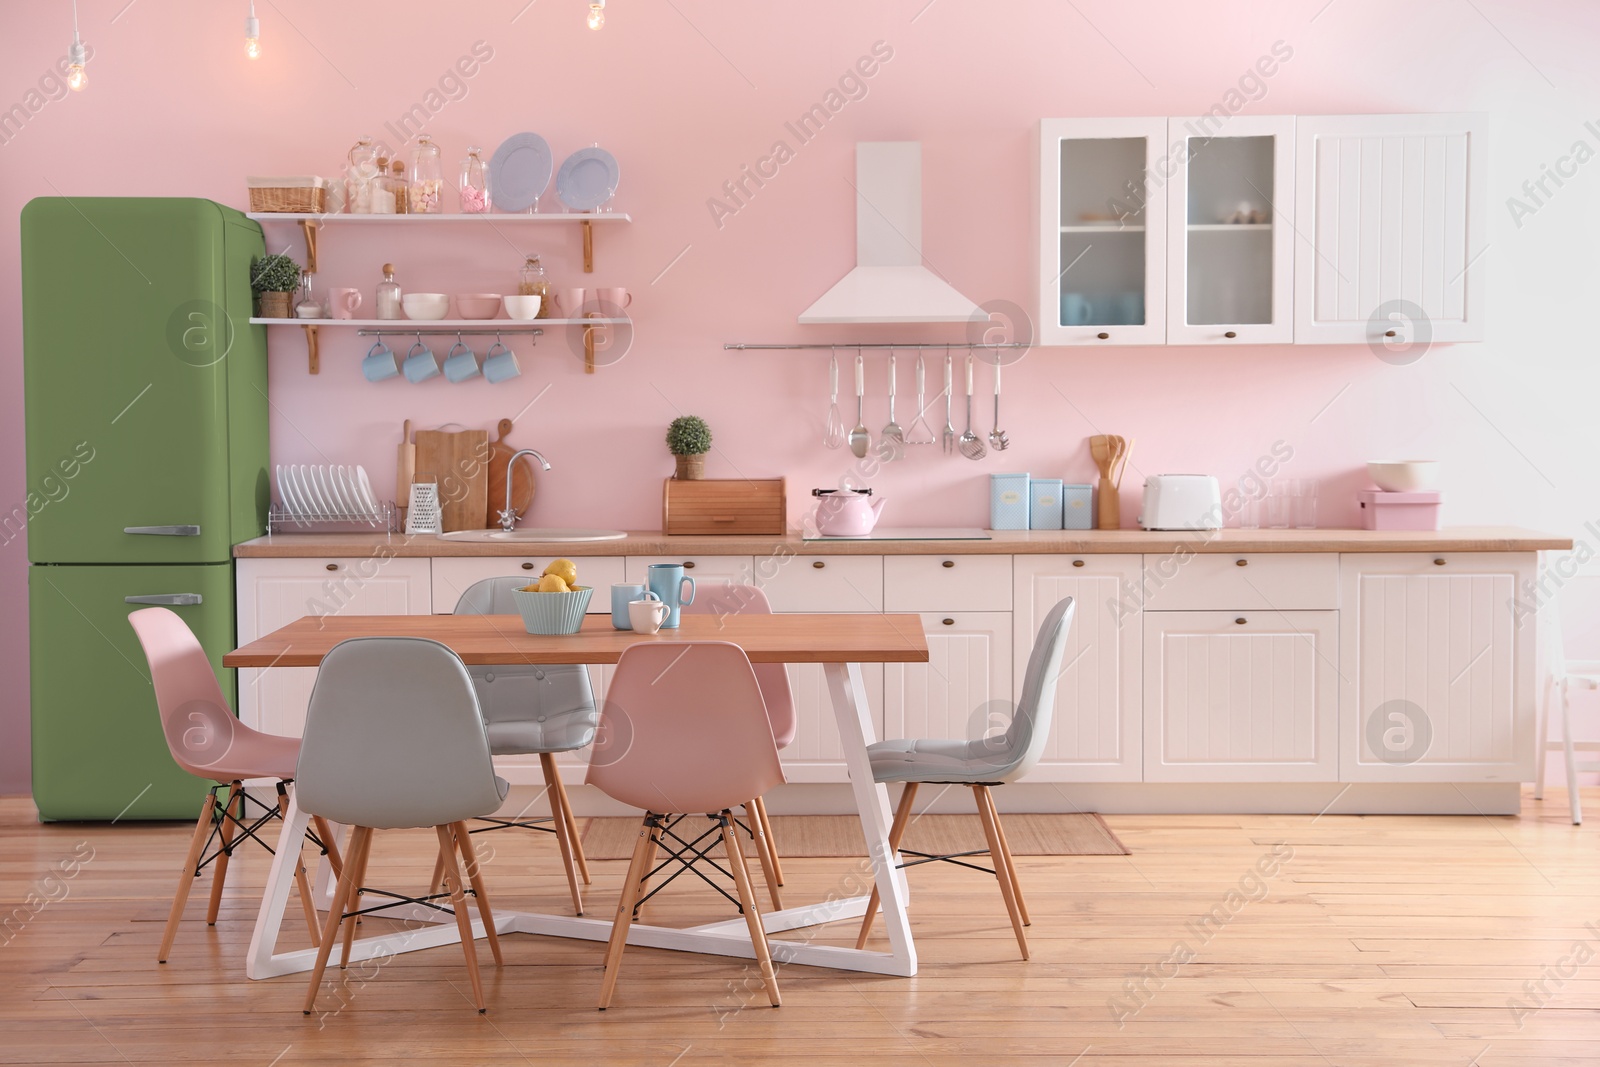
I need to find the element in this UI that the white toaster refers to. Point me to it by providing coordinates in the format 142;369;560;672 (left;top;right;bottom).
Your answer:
1139;475;1223;530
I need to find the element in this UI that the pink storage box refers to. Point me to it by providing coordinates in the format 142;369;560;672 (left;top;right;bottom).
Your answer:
1358;490;1441;531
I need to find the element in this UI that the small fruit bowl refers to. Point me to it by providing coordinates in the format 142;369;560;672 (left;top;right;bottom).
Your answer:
455;294;502;320
511;585;592;635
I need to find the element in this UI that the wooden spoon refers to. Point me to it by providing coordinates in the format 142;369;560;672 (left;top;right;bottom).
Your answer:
1090;434;1120;529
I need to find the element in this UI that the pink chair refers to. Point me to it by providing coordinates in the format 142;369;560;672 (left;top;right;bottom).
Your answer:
586;641;786;1010
127;607;341;963
683;583;795;907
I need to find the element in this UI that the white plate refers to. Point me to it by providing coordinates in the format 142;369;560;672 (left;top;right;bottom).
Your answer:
556;146;619;211
488;132;553;212
354;466;380;516
327;466;357;517
300;465;327;517
275;465;302;519
316;466;345;517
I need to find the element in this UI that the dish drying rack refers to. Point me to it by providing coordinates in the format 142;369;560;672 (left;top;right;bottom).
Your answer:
267;499;400;536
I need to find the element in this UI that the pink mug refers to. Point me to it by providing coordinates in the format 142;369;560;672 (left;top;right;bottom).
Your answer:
329;288;362;319
555;288;588;317
596;287;632;315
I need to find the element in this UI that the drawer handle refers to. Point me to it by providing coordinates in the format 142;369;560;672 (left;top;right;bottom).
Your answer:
125;593;203;606
812;561;826;569
942;618;955;626
521;562;535;571
1236;617;1247;625
1096;332;1110;340
683;561;696;569
1385;329;1398;338
941;560;955;568
325;563;340;571
124;525;200;537
1434;558;1446;566
1072;559;1085;568
1235;559;1248;567
1224;331;1237;339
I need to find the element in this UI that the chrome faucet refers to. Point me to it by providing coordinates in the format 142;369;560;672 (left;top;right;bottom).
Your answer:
498;448;551;531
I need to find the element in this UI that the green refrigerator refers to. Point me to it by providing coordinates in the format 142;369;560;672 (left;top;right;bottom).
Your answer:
22;198;270;820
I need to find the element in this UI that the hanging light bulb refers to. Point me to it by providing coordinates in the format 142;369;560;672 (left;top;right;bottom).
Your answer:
244;1;261;59
66;0;88;91
586;0;605;31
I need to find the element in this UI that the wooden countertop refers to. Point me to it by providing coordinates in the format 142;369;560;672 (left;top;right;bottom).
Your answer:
232;526;1571;558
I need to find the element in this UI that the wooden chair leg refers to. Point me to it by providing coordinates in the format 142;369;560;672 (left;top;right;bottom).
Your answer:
855;782;918;950
303;826;370;1015
540;753;584;916
310;814;345;879
720;813;781;1008
205;782;243;925
454;822;502;967
633;819;665;919
158;791;219;963
744;800;783;911
428;850;447;896
972;785;1029;960
753;795;784;887
598;816;658;1010
548;761;591;885
979;786;1028;926
339;827;374;969
280;791;321;947
435;824;487;1013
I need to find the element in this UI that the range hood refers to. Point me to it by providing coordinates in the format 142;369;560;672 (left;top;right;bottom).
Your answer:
799;142;983;325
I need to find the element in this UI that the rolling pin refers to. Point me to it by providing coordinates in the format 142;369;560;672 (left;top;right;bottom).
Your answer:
395;419;414;525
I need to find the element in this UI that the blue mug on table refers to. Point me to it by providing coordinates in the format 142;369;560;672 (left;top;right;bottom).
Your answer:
645;563;696;628
610;583;648;629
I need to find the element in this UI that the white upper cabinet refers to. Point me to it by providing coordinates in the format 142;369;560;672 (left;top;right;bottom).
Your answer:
1165;115;1296;344
1035;118;1168;346
1294;114;1486;344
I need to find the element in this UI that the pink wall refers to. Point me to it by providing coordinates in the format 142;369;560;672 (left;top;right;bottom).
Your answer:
4;1;1598;794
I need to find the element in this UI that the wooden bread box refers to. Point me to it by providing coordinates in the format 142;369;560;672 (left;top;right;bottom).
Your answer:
662;477;787;535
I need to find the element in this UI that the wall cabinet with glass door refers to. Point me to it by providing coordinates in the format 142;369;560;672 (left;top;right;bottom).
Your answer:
1165;115;1295;344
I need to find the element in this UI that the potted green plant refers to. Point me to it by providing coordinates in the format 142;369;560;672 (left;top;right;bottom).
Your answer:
666;415;712;480
250;253;302;319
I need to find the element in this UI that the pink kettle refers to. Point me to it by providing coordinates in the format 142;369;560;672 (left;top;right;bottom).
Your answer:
812;488;886;536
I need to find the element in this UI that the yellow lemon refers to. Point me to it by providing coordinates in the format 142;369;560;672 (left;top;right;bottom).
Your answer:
543;558;579;586
536;573;571;593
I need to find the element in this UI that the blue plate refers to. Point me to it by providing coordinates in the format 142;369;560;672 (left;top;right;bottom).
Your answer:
488;133;553;212
556;146;620;211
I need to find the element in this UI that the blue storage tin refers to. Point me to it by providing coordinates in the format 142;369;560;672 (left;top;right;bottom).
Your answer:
1062;483;1094;530
989;472;1031;530
1029;478;1064;530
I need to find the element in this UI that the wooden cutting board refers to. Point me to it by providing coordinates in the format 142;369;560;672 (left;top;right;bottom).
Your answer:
413;427;489;533
484;418;537;528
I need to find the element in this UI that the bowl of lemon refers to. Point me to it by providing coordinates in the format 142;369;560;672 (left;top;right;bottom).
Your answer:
511;558;592;635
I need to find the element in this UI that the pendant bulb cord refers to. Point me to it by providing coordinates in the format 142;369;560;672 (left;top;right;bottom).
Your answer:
71;0;80;42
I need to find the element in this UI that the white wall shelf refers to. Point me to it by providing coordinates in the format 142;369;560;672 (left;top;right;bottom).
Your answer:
250;318;629;328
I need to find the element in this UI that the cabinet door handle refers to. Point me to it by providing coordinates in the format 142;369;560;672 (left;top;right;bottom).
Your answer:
1385;329;1398;338
521;562;536;570
941;560;955;568
125;594;203;606
812;560;826;569
683;561;696;569
1235;559;1248;567
1235;617;1247;625
1224;331;1237;339
124;525;200;537
941;618;955;626
1072;559;1085;568
1434;557;1446;566
325;563;340;571
1096;332;1110;340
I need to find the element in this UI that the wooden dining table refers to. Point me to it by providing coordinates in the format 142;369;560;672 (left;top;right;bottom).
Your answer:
225;612;930;980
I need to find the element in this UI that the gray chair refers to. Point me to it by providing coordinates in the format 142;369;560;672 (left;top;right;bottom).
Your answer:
856;596;1075;960
296;637;509;1015
447;576;598;915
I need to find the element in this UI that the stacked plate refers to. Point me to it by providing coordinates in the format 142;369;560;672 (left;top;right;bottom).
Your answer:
275;464;382;522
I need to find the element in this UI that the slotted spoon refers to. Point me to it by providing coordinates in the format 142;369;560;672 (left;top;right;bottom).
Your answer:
848;352;870;459
824;351;845;449
989;359;1010;451
881;352;904;452
941;352;956;454
906;355;936;444
959;354;986;460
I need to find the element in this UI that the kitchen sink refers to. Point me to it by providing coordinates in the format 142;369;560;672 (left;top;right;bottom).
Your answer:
437;528;629;543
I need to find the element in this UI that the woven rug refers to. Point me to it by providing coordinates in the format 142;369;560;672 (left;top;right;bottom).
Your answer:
579;812;1128;860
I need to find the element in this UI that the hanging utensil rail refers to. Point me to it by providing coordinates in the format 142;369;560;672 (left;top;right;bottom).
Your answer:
724;342;1027;353
357;328;547;337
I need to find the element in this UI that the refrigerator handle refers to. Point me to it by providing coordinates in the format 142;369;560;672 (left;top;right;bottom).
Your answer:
124;594;204;606
124;525;201;536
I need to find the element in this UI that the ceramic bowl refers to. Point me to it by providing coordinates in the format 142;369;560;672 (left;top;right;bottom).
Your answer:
401;293;450;320
1367;460;1440;493
502;294;542;320
455;294;502;320
511;586;592;635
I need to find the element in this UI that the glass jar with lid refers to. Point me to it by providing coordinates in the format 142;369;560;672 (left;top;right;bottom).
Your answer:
459;146;490;214
345;135;378;214
370;157;396;214
388;160;409;214
376;263;403;320
518;254;550;319
409;135;444;214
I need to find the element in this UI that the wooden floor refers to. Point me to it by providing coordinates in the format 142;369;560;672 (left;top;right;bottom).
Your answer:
3;791;1600;1065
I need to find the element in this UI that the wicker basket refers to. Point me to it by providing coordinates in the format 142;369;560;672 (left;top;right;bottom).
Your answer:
511;586;593;635
247;178;327;214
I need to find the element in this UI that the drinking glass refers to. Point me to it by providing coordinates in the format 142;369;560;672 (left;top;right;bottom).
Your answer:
1265;480;1292;529
1237;493;1262;529
1292;479;1318;529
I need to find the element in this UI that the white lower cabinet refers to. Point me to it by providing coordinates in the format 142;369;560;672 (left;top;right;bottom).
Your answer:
1143;609;1339;782
236;556;433;739
1013;555;1143;781
883;612;1012;754
1339;553;1533;782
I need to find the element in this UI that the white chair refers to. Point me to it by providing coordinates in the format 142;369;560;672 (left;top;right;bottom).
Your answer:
296;636;509;1015
1535;602;1600;824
